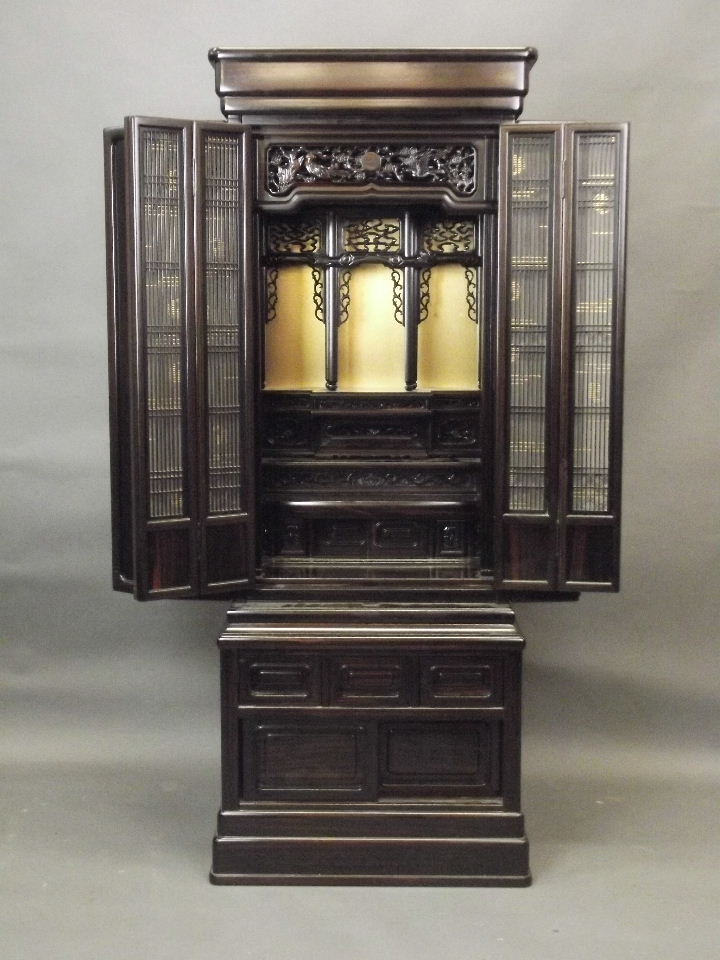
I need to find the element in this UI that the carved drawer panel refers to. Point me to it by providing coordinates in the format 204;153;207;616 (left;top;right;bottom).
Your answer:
244;720;373;800
239;656;320;705
420;656;503;706
262;459;481;495
378;720;500;797
315;414;428;454
327;657;410;706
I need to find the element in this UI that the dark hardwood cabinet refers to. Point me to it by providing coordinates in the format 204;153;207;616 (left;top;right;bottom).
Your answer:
104;49;627;884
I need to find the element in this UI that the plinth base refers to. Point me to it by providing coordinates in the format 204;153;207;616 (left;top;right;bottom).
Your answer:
211;804;530;885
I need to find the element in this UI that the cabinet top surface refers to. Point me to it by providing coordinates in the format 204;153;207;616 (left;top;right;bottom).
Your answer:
209;48;537;62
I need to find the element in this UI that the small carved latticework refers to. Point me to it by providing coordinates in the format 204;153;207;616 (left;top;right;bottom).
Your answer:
419;267;432;324
265;267;279;323
465;267;478;324
422;219;476;253
343;217;401;253
339;270;352;326
338;266;403;326
311;268;324;324
390;268;403;325
267;216;322;253
265;262;324;325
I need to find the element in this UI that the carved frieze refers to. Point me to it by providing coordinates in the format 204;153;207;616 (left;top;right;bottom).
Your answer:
264;464;478;491
320;420;423;443
266;144;476;197
316;396;427;411
432;396;481;409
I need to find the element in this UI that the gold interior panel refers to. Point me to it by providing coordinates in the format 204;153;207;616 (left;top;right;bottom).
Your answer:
338;264;405;391
418;264;479;390
264;265;326;389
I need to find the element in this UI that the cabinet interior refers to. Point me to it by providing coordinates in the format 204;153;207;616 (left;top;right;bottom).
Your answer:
259;203;491;580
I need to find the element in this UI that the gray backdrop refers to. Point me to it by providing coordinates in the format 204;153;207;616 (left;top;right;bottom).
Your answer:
1;1;718;958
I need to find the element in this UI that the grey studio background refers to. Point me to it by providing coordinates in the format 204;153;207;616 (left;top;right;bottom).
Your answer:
1;1;718;958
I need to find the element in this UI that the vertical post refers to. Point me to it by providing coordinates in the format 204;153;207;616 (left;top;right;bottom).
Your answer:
324;210;339;390
403;212;419;391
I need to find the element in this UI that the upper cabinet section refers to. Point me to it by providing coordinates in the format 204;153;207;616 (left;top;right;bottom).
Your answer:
105;51;628;601
209;48;537;125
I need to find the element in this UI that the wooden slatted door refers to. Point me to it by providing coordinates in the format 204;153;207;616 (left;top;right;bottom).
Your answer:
495;123;627;592
105;118;255;598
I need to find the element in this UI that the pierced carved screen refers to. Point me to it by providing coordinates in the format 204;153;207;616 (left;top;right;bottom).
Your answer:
140;128;186;520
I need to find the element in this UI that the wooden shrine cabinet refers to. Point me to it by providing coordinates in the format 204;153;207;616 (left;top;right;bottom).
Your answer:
104;49;627;884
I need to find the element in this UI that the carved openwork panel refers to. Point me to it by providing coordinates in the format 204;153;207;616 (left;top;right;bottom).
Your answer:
342;216;401;253
266;144;476;196
263;461;479;494
257;136;495;210
422;219;476;253
267;216;322;253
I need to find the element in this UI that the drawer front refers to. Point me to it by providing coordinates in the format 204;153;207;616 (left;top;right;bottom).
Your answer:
239;656;320;705
420;656;503;706
327;657;410;706
244;720;373;800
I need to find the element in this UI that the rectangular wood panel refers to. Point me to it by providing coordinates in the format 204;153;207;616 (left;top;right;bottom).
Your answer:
239;656;320;704
328;657;409;705
244;720;373;800
379;720;499;797
420;656;503;706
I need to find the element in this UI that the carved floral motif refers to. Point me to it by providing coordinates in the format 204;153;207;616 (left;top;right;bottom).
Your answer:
267;144;476;196
265;465;477;490
435;416;479;447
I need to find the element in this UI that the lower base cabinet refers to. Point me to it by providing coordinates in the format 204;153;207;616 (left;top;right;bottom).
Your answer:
212;601;530;885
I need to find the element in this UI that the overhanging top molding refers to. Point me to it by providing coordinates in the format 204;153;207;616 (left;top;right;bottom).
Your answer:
208;47;538;124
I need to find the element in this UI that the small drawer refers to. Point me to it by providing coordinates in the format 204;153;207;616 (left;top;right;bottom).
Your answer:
420;656;503;706
328;657;410;706
239;656;320;705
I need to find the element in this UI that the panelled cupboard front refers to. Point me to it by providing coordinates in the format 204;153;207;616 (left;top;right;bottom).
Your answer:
105;48;628;885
